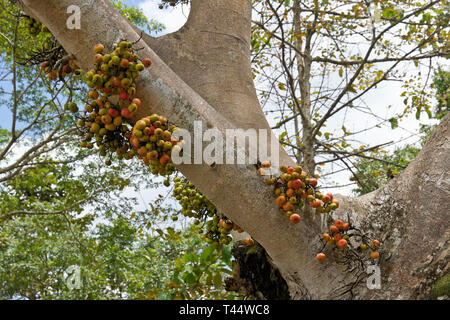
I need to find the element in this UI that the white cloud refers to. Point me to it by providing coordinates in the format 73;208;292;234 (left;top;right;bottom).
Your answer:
139;0;190;35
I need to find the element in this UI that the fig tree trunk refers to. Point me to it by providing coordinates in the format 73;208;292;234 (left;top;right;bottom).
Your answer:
17;0;450;299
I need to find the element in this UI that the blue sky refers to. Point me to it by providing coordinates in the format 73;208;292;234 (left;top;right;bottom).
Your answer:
0;96;12;130
124;0;144;7
135;0;190;34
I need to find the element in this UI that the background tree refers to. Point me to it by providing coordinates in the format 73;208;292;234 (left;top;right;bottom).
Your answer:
4;0;450;299
433;67;449;119
351;69;449;195
0;209;235;299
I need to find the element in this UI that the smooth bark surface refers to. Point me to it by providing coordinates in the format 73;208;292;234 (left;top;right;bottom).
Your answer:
17;0;449;299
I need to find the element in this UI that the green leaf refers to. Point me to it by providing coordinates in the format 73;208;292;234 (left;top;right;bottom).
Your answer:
221;244;232;266
389;117;398;129
200;244;215;264
347;84;357;93
213;273;223;287
183;253;198;263
416;106;421;120
167;227;175;236
182;272;196;285
278;82;287;91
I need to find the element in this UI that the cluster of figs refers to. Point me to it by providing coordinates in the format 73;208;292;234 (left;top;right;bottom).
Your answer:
258;161;339;225
72;41;180;175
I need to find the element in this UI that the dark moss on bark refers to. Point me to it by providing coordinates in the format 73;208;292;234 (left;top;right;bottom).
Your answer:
431;273;450;299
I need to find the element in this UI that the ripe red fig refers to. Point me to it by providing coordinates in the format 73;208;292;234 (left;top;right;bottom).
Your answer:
132;98;142;106
311;200;321;208
108;108;119;117
244;238;254;246
316;253;326;262
63;65;72;74
130;136;140;148
337;239;348;248
119;90;129;101
322;194;331;203
335;219;344;229
160;153;171;166
121;108;133;119
142;58;152;68
290;214;301;224
291;179;303;190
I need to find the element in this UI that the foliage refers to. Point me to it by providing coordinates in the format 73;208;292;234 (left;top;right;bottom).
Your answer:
350;142;422;196
112;0;165;34
350;67;448;196
0;213;235;299
250;0;448;187
431;273;450;299
158;0;190;9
